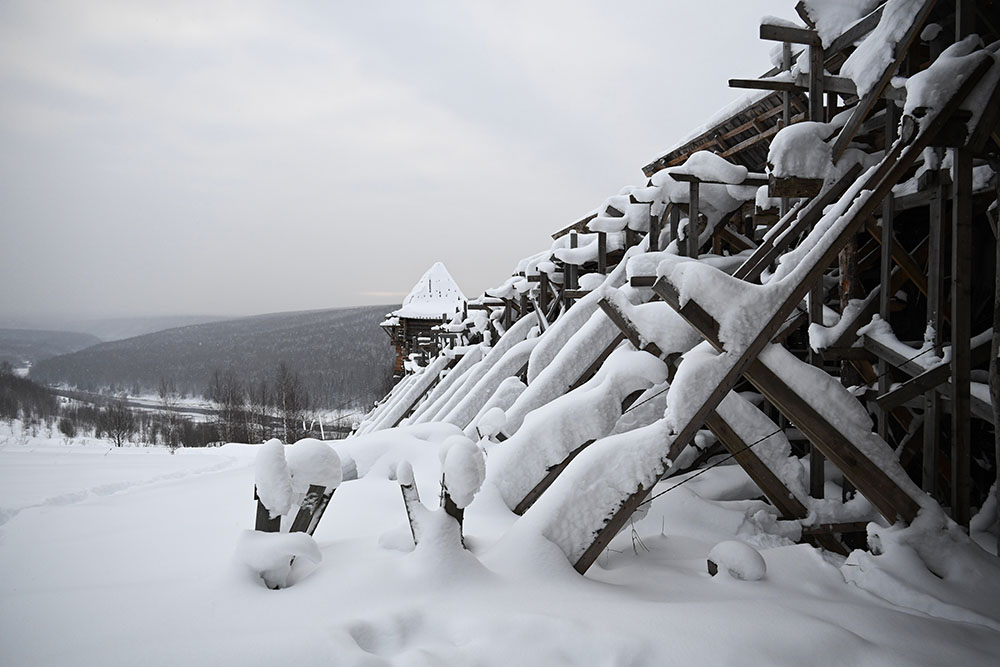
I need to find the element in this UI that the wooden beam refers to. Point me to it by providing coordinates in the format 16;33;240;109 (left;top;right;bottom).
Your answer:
769;174;824;198
951;145;974;526
759;23;821;46
878;334;992;411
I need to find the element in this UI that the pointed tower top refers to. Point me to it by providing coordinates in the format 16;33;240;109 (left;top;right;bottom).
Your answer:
391;262;466;320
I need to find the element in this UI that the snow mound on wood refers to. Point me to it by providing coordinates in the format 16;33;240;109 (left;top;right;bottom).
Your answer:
235;529;321;589
708;540;767;580
285;439;341;503
442;437;486;509
255;439;292;518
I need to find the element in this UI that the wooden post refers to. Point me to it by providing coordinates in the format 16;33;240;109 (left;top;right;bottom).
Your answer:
951;146;973;527
538;272;550;316
254;486;281;532
780;41;792;218
923;163;945;494
878;101;899;442
991;160;1000;553
687;181;700;258
597;231;607;274
649;204;660;252
669;205;680;249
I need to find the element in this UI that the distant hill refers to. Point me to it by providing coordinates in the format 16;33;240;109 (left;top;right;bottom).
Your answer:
0;329;102;366
30;306;398;409
0;314;231;342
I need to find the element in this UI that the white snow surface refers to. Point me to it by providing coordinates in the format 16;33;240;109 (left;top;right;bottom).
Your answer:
254;439;293;518
799;0;881;48
2;427;999;664
442;438;486;509
285;439;342;502
840;0;925;98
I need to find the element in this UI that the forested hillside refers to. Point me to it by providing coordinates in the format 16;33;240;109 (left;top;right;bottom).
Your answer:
30;306;397;409
0;329;102;366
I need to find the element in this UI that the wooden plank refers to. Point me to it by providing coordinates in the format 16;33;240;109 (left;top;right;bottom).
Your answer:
769;174;824;198
737;163;864;282
687;181;700;257
924;165;945;494
831;0;938;163
862;334;994;422
759;23;821;46
729;77;801;93
598;298;663;357
703;410;848;555
878;335;992;411
669;172;769;187
289;484;327;533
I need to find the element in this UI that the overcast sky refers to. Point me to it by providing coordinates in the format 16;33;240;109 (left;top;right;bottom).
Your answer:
1;0;797;322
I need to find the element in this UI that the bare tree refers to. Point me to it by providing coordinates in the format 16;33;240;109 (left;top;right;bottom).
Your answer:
274;362;308;443
103;400;135;447
209;369;248;443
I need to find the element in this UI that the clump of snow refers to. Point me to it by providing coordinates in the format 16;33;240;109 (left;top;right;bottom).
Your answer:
708;540;767;580
396;460;415;487
904;36;996;132
844;507;1000;630
255;439;292;519
840;0;925;98
235;529;322;589
768;121;835;179
285;439;342;504
798;0;880;48
476;407;507;439
668;151;749;184
920;22;942;42
442;438;486;509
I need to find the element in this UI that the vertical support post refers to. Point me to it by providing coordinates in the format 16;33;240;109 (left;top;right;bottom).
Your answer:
597;231;607;274
951;146;973;527
648;204;660;252
923;164;945;494
566;231;579;310
669;205;680;248
990;161;1000;552
780;42;792;218
806;43;827;499
687;182;700;258
877;101;899;441
538;272;550;316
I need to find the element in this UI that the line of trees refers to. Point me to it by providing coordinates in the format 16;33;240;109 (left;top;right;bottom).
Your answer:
206;362;311;444
2;362;218;448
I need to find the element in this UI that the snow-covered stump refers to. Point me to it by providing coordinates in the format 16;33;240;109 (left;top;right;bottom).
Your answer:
440;437;486;547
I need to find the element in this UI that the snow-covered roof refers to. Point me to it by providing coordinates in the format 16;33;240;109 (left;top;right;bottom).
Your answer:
389;262;466;321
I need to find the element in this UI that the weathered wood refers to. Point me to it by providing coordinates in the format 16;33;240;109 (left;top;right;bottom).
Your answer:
598;231;607;274
737;164;864;283
400;477;422;545
864;218;928;296
759;22;821;46
769;175;824;198
289;484;327;533
254;487;281;532
924;164;945;493
598;298;663;357
951;145;973;526
669;171;769;188
862;333;994;422
877;335;992;411
831;0;939;163
703;410;848;555
687;181;700;258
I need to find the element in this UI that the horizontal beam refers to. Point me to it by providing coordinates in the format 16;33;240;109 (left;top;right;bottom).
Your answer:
759;22;821;46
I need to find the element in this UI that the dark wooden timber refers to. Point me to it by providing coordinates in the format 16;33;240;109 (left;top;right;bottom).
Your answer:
877;335;992;411
951;145;973;526
289;484;327;533
254;487;281;532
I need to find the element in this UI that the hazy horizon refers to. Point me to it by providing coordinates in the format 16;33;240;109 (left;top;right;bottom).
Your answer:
2;1;797;320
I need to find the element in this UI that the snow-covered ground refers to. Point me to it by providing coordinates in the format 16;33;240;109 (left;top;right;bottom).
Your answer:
1;424;998;666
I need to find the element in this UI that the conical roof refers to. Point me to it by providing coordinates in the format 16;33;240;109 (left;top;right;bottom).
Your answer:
390;262;466;320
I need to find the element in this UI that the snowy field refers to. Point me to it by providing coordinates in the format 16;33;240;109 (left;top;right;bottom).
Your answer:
2;424;999;666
